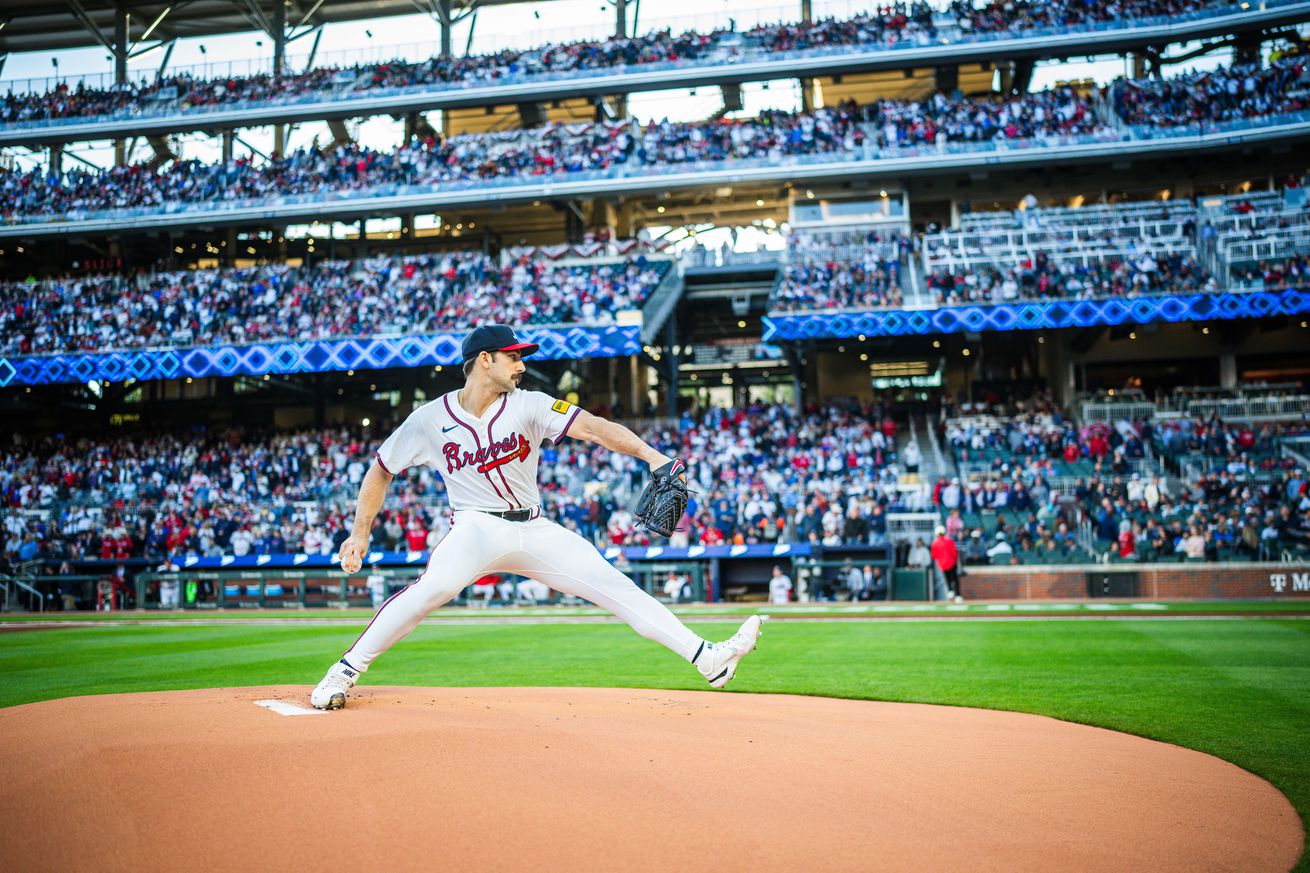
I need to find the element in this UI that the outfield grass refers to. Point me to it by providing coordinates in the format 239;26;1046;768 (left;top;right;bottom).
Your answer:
2;598;1308;621
2;616;1308;869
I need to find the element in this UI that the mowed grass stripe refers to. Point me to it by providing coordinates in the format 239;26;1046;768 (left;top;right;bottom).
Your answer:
1;619;1308;870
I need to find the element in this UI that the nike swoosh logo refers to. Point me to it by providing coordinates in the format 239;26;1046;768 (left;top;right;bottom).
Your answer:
442;425;458;433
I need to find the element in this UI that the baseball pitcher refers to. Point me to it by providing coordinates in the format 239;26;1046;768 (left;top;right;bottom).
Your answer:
311;324;765;709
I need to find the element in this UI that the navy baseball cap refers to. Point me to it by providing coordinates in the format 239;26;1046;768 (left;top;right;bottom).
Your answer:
461;325;539;363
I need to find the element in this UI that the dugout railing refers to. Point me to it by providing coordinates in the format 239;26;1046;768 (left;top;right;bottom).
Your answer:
131;562;708;610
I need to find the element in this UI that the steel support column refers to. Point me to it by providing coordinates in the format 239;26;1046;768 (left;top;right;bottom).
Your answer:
799;0;814;113
272;0;287;79
113;6;129;166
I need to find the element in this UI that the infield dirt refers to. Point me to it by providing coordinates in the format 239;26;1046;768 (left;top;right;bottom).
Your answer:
0;686;1301;872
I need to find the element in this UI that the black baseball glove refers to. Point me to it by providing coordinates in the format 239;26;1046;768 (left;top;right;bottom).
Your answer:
635;458;690;538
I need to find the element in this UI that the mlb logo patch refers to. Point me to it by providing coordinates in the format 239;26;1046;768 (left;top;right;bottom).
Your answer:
551;399;572;415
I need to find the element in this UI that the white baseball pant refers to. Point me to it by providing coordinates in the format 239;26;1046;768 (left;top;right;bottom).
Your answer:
342;510;704;671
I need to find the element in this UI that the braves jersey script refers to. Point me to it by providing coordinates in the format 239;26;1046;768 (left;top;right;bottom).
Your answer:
374;389;580;511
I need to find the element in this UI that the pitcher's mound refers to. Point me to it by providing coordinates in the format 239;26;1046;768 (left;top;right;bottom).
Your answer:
0;686;1300;872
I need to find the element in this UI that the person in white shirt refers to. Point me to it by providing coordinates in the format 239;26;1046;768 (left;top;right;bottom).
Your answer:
310;325;766;709
768;566;793;605
906;538;931;568
229;528;254;556
366;567;388;609
662;572;690;603
903;441;921;474
987;531;1014;564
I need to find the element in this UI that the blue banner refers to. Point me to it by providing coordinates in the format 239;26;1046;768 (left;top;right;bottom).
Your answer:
762;289;1310;341
145;541;813;572
0;324;641;387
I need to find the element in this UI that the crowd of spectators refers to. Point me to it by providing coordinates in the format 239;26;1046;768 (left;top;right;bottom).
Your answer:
2;401;912;566
0;1;1241;128
934;404;1310;565
743;5;937;51
1231;253;1310;291
7;63;1310;222
1113;58;1309;128
771;230;910;311
956;0;1219;33
927;250;1218;304
2;251;665;356
5;398;1305;579
0;122;634;220
870;86;1106;148
636;102;866;165
0;29;722;126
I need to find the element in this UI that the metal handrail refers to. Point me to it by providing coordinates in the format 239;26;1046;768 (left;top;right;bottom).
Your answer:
9;577;44;612
640;260;687;345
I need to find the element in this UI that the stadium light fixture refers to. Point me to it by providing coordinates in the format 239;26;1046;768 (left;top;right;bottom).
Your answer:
932;340;941;348
962;348;971;356
362;418;371;427
139;6;173;44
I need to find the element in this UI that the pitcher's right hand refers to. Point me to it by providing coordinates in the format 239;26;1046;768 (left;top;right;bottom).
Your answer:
338;534;368;575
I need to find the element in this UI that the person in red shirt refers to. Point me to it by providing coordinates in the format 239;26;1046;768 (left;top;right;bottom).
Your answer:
112;527;133;560
1087;431;1108;459
404;520;428;552
471;573;499;606
1117;521;1136;560
1063;442;1080;463
930;526;962;602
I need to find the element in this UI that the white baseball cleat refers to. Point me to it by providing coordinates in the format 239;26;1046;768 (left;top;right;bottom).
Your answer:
696;615;768;689
310;659;360;710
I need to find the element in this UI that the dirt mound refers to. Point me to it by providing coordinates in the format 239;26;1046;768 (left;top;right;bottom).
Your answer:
0;686;1300;872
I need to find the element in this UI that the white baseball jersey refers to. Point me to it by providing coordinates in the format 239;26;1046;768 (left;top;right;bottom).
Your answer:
374;389;580;512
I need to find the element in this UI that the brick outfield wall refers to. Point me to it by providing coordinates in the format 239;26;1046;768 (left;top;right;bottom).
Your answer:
957;563;1310;600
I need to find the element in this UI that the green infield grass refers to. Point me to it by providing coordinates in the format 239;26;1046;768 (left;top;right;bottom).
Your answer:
2;616;1308;868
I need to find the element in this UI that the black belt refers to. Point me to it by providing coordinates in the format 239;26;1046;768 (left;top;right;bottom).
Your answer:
482;508;535;522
